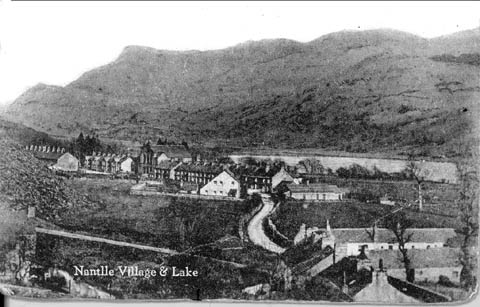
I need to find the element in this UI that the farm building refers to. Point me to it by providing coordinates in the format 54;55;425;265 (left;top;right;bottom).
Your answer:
285;183;347;201
323;227;456;256
200;170;241;198
365;248;462;283
53;153;79;172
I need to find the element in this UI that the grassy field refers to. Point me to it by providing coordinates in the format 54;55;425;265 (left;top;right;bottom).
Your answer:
315;176;461;205
271;200;459;240
56;178;258;250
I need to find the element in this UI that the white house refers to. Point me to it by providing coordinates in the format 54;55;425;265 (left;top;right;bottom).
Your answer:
324;227;457;256
119;157;134;173
52;153;79;172
200;170;241;198
285;183;347;201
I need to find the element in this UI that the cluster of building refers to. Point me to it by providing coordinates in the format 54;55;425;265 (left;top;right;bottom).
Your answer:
25;145;79;172
135;144;348;199
295;222;462;284
26;142;350;200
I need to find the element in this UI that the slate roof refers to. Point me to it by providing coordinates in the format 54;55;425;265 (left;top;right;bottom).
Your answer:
367;247;462;269
157;160;181;170
229;165;281;178
33;151;63;161
353;271;420;303
286;183;345;194
176;162;224;174
223;169;242;182
319;228;457;244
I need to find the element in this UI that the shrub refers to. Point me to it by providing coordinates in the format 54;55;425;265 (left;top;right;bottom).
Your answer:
438;275;455;287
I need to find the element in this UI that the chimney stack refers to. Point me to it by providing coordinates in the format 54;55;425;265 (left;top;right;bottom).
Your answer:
342;271;349;294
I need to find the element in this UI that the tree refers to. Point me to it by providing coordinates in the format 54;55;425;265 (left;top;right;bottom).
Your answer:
266;256;292;295
300;159;325;175
0;203;33;284
456;160;479;291
405;161;429;211
385;212;414;282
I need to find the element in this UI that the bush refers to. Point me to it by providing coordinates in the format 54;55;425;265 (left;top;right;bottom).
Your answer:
438;275;455;287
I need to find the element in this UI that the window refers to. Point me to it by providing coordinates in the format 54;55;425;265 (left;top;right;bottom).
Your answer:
453;271;459;278
388;245;393;250
214;181;217;184
232;181;235;185
412;245;415;249
426;245;430;249
220;181;223;185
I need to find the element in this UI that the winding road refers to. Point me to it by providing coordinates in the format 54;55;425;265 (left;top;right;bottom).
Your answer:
247;194;286;254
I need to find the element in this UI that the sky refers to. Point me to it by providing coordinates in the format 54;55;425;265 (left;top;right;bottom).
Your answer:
0;1;479;105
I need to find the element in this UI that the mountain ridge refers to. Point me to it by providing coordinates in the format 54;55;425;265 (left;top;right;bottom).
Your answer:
3;28;480;158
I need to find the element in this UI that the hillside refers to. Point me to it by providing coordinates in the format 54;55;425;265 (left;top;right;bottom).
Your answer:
0;122;91;220
3;28;480;158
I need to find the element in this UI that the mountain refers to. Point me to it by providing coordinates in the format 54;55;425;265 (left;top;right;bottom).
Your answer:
3;28;480;158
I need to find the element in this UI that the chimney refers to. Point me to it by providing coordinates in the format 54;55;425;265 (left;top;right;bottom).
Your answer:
342;271;349;294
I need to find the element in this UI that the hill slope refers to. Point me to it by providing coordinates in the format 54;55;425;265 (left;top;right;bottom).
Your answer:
3;28;480;157
0;122;91;220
